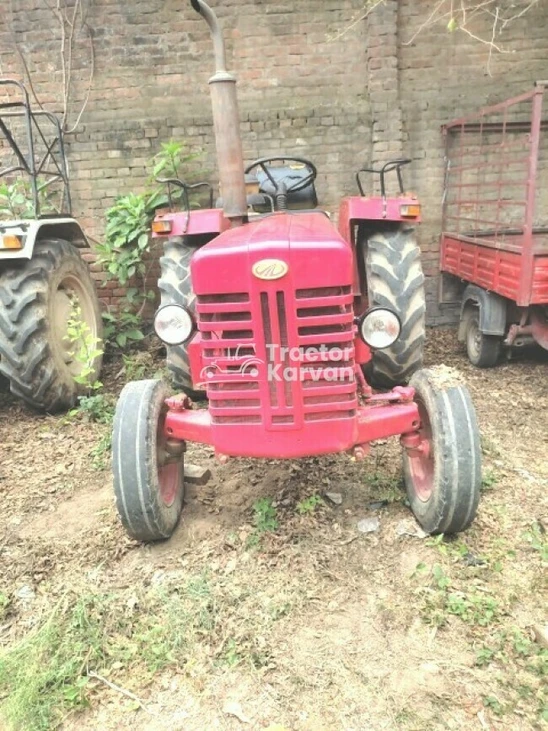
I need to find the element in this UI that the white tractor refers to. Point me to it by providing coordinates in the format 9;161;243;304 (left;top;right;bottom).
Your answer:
0;80;102;411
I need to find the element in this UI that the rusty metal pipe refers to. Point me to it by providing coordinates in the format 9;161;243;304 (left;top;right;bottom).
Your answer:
190;0;247;224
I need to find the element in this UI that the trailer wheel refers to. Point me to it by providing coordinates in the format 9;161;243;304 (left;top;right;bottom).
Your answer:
364;227;426;387
0;238;102;412
465;314;501;368
158;238;204;399
403;369;481;535
113;379;185;541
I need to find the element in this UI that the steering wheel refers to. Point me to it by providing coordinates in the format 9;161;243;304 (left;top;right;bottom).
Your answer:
245;157;317;206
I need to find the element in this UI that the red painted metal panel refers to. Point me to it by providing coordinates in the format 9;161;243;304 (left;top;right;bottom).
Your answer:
440;235;521;301
152;208;230;238
532;255;548;303
164;399;419;458
188;212;361;456
338;195;422;246
440;85;547;308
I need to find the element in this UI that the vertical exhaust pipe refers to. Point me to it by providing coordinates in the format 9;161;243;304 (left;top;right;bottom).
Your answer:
190;0;247;225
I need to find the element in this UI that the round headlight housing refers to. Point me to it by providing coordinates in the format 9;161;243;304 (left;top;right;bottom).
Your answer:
154;304;195;346
358;307;401;349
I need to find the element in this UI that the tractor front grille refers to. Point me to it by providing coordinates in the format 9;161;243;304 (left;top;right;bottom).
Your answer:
197;292;260;425
196;285;357;429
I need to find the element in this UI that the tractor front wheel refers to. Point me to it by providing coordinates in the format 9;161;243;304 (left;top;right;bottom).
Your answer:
403;368;481;534
113;379;185;541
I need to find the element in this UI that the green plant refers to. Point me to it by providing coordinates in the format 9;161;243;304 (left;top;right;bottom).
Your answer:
523;522;548;562
0;594;107;731
252;498;279;534
476;646;497;667
296;494;323;515
472;629;548;722
364;470;402;503
0;180;58;220
223;639;242;667
483;695;504;716
120;351;162;381
90;430;113;470
151;140;202;182
426;534;470;560
64;301;103;391
96;141;204;350
101;306;146;350
480;434;502;457
432;564;450;590
481;468;499;491
0;181;34;219
419;563;501;628
0;579;221;730
97;193;154;286
411;561;429;579
445;592;500;626
70;393;115;424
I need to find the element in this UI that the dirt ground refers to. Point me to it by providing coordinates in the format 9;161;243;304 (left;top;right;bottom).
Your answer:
0;329;547;730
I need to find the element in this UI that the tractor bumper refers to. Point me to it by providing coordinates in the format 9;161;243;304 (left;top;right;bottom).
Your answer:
164;388;420;460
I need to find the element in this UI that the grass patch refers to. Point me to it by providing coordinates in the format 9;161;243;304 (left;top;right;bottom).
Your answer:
475;629;548;722
89;429;112;471
364;470;403;503
295;494;323;515
0;582;214;730
0;568;302;730
481;468;499;491
0;594;107;731
246;498;279;547
419;564;501;628
69;393;115;425
121;352;166;382
252;497;278;533
523;521;548;563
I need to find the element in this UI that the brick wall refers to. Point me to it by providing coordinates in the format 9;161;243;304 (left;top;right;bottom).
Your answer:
0;0;547;321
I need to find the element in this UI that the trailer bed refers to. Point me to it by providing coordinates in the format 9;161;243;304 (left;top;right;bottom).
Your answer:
439;84;548;308
441;232;548;304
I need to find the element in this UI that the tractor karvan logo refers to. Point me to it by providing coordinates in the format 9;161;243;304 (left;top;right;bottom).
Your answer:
252;258;288;280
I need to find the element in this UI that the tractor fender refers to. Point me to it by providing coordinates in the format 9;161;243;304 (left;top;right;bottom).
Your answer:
0;218;88;261
457;285;507;340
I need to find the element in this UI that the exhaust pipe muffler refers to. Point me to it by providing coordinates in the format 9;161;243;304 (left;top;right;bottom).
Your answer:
190;0;247;225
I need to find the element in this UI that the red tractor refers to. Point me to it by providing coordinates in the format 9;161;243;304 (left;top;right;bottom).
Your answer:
112;0;481;541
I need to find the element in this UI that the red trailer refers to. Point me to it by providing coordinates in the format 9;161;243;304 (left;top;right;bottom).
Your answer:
439;82;548;366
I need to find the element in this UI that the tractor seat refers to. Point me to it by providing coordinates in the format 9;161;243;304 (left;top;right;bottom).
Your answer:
216;166;319;214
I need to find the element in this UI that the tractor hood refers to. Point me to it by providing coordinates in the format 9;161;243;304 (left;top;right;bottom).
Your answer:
191;211;353;295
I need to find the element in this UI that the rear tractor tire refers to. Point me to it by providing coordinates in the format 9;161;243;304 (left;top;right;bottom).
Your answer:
465;314;501;368
158;237;204;400
113;379;185;541
0;238;103;412
403;368;481;534
364;227;426;388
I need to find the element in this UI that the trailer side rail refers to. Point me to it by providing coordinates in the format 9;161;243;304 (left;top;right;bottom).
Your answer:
441;83;547;305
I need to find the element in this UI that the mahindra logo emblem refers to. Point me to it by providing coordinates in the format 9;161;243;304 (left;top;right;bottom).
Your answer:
252;259;288;281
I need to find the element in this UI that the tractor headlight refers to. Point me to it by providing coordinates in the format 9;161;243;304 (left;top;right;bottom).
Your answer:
154;304;195;345
358;308;401;349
